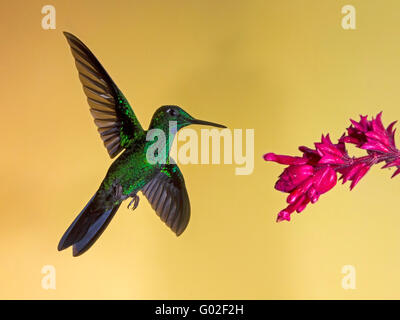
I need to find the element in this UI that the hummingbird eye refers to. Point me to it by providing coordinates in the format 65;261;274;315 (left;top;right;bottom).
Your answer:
167;108;177;116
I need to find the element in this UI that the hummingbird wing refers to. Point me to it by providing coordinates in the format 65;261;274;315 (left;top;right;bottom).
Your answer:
141;162;191;236
64;32;144;158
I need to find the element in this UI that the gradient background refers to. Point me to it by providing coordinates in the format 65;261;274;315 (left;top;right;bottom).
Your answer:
2;0;400;299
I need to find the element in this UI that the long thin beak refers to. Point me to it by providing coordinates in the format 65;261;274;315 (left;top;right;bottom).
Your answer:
191;118;226;128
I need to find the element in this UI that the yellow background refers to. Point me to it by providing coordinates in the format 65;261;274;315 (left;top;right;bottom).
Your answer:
2;0;400;299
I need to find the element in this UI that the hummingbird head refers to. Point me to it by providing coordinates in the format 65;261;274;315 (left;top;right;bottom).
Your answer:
149;105;226;131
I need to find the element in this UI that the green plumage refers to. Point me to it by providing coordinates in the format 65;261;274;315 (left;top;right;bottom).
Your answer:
58;32;226;256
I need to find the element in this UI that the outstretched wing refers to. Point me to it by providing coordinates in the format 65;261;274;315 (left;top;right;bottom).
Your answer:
64;32;144;158
141;162;191;236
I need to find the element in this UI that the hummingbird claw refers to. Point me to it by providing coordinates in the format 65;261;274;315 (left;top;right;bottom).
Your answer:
127;194;139;211
112;182;123;200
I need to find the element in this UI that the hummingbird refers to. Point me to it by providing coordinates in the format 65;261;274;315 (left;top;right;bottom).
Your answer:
58;32;226;256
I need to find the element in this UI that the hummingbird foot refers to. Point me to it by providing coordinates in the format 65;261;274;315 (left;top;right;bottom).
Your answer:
127;194;140;211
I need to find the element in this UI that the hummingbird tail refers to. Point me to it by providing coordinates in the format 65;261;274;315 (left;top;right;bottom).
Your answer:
57;192;121;256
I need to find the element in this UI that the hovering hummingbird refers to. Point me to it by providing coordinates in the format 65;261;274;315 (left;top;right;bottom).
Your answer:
58;32;226;256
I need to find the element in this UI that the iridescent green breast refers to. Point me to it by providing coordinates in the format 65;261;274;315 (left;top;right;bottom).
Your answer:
100;140;159;196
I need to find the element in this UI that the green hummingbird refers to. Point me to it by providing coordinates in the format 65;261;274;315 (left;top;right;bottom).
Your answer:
58;32;226;256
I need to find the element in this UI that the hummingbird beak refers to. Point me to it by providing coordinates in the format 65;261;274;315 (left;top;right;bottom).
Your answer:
190;118;226;128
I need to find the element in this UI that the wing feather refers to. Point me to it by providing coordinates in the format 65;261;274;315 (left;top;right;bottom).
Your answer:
141;163;191;236
64;32;144;158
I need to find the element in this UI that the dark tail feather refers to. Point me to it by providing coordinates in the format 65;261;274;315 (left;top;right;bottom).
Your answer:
58;192;121;256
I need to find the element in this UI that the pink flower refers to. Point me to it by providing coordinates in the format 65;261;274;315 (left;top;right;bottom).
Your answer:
276;166;337;222
264;113;400;222
343;112;396;153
